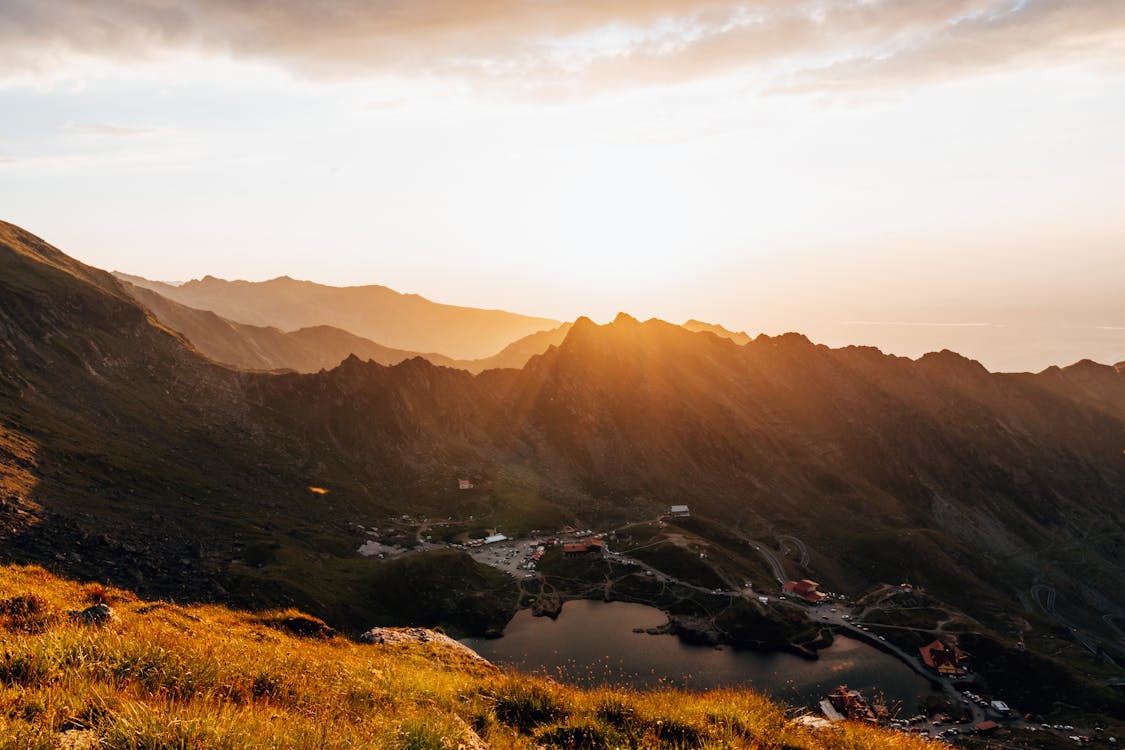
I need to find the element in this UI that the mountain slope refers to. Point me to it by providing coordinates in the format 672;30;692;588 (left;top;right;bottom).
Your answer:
0;221;519;633
2;563;940;750
3;221;1125;679
121;281;460;372
115;271;559;360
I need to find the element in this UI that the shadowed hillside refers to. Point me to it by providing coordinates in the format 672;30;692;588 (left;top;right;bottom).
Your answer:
2;222;1124;714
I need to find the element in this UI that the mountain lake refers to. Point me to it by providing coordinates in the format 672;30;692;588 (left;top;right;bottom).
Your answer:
463;600;936;713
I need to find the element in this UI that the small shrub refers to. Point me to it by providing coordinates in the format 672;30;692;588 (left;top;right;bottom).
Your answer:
595;694;637;729
651;717;702;747
0;594;56;634
0;651;52;686
82;584;110;605
396;718;453;750
535;721;613;750
262;611;336;639
488;679;565;732
251;672;284;701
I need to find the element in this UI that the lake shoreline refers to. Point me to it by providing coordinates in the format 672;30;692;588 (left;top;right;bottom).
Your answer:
464;600;935;711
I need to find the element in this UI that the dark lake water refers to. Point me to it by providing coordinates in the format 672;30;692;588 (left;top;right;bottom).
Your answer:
463;600;936;713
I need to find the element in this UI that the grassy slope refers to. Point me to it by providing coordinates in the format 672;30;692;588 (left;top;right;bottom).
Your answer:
0;564;938;750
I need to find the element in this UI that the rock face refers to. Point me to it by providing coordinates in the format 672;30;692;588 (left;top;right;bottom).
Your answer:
67;603;114;626
359;626;494;666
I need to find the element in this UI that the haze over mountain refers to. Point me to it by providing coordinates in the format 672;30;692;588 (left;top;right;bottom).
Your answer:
3;221;1124;656
120;279;575;374
115;272;560;361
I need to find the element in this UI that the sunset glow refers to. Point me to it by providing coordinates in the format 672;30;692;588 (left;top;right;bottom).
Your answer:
2;1;1123;369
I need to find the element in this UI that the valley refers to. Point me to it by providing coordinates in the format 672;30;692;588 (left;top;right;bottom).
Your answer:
1;220;1123;738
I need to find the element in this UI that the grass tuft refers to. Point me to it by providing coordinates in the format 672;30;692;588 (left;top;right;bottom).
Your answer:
487;677;567;732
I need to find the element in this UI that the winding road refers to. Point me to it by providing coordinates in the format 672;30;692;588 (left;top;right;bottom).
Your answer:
777;535;810;568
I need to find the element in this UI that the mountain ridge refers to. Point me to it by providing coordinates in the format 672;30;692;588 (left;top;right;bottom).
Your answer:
118;277;573;374
114;270;560;360
1;221;1124;723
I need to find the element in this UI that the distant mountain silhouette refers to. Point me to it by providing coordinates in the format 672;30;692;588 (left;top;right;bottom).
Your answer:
3;221;1124;664
120;279;571;373
114;271;560;361
682;319;753;345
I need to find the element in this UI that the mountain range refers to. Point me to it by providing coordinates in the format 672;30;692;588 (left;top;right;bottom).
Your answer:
2;221;1124;714
114;271;559;361
118;278;573;374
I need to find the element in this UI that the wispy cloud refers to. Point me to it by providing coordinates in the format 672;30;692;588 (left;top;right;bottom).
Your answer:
0;1;1120;94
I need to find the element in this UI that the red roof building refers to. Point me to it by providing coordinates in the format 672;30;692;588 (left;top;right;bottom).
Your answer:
975;721;999;734
782;579;828;604
919;638;969;675
563;539;605;557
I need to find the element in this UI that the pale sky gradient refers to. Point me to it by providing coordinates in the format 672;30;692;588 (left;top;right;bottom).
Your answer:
1;0;1123;370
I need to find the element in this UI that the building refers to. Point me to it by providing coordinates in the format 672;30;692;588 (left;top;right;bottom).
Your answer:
990;700;1011;716
669;505;690;518
828;685;881;723
919;637;970;676
975;721;999;734
563;539;605;557
782;579;828;605
458;479;474;490
482;533;508;545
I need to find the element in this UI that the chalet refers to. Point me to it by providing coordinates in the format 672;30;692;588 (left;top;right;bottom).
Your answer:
782;579;828;605
919;637;969;676
669;505;690;518
563;539;605;557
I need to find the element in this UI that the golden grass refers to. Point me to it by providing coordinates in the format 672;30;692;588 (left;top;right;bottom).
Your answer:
0;564;939;749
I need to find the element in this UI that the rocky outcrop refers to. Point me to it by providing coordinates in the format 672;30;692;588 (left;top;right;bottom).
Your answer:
67;603;114;626
359;626;494;666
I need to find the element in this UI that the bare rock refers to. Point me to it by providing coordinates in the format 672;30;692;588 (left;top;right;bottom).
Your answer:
67;603;115;626
359;626;494;666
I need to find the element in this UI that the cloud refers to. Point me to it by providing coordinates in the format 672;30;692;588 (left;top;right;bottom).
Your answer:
68;122;158;138
0;0;1122;93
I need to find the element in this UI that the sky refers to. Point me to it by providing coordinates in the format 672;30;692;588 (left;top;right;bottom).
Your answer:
1;0;1123;370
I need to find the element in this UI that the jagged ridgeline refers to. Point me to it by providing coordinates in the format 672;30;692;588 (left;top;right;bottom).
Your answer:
1;222;1124;658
